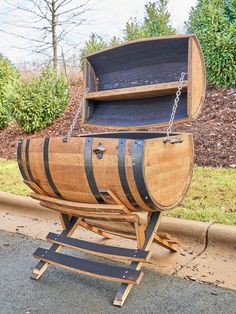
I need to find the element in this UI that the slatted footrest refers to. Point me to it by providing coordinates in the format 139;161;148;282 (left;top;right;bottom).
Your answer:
46;233;151;262
33;248;143;285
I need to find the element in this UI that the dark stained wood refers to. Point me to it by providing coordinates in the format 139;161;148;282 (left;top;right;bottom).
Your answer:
80;131;178;139
83;34;205;129
31;216;78;280
87;37;189;90
84;137;105;204
33;248;144;285
46;232;151;262
17;139;28;181
60;213;71;230
84;94;188;128
114;212;162;306
44;137;63;199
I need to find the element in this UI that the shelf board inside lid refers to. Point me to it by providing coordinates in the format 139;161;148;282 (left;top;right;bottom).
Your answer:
86;81;188;101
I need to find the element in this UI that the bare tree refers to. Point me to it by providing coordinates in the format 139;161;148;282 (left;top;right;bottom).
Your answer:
1;0;91;71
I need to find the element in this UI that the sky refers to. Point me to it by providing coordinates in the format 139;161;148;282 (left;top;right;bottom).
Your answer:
0;0;197;64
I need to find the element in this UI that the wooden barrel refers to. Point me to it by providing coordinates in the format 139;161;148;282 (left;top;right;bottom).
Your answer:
17;132;193;212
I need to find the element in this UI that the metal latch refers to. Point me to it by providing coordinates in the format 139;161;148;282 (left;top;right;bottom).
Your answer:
93;144;106;159
163;137;183;144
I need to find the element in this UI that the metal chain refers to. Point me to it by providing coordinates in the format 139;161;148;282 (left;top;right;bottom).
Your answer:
63;87;89;142
165;72;187;139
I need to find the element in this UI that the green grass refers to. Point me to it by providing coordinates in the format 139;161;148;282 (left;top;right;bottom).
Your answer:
0;158;30;196
0;158;235;225
165;167;236;225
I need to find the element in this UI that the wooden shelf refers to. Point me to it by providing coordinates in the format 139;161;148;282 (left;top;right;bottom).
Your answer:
33;248;143;284
86;81;188;101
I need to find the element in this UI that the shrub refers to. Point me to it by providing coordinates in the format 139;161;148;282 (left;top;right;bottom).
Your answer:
0;55;20;129
187;0;236;87
123;0;176;41
123;18;147;41
0;104;10;129
79;33;108;70
109;36;122;46
8;68;69;132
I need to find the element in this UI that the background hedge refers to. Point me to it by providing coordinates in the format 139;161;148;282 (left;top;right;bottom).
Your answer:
7;68;70;133
187;0;236;87
0;55;20;129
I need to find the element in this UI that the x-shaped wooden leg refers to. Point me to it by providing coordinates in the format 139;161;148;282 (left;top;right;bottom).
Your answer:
113;211;162;306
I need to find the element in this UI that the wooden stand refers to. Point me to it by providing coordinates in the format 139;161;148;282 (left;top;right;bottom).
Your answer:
31;190;177;307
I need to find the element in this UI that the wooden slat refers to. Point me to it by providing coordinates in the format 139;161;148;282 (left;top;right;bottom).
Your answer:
40;201;139;222
144;134;193;209
31;216;78;280
33;248;143;285
31;193;125;212
47;232;151;262
84;219;136;238
114;212;162;306
99;190;132;214
85;34;192;58
188;36;206;118
77;219;112;239
86;81;188;101
154;234;178;252
23;180;47;195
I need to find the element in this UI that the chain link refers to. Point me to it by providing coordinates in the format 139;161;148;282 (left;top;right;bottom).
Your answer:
63;87;89;142
166;72;187;139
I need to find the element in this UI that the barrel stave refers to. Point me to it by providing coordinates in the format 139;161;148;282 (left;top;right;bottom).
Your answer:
19;132;194;212
144;133;193;210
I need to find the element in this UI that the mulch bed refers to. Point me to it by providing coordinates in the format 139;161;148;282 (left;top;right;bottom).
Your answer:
0;85;235;168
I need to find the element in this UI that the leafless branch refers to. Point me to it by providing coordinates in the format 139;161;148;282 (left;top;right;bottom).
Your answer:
1;0;92;70
3;0;48;21
55;0;73;11
0;29;51;45
56;0;90;16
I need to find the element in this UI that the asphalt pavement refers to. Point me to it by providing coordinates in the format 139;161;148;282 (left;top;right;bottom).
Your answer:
0;230;236;314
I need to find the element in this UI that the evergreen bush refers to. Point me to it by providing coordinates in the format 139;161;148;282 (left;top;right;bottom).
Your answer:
8;68;69;132
187;0;236;87
0;55;20;129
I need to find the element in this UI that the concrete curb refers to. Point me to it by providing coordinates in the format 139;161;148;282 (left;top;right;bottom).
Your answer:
0;191;43;211
208;223;236;248
0;191;236;248
158;216;211;244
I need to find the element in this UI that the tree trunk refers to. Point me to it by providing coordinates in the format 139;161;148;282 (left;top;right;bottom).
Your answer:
51;0;57;72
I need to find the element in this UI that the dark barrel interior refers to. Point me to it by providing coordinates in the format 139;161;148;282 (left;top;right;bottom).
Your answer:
87;37;189;90
80;132;180;139
85;37;189;128
85;94;187;127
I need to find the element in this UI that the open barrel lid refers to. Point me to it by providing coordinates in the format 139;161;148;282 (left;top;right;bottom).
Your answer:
82;34;206;129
